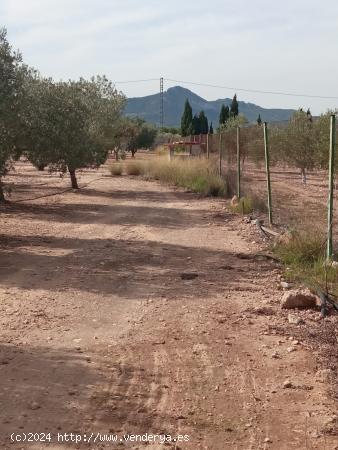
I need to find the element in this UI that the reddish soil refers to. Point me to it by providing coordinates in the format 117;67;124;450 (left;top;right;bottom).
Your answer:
0;159;337;450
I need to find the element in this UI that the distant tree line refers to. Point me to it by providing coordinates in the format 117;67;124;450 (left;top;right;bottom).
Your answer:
180;94;239;136
219;94;239;127
180;100;212;136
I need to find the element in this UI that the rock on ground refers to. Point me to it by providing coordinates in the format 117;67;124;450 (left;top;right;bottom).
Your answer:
281;289;319;309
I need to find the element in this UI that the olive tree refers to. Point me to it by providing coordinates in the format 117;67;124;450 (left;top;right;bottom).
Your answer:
20;75;56;170
24;76;125;188
0;28;26;201
103;117;136;161
271;110;316;183
312;111;338;170
106;117;157;160
126;118;157;157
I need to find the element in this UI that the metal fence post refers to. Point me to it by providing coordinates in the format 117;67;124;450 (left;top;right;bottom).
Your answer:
263;122;273;225
327;114;336;260
237;126;241;198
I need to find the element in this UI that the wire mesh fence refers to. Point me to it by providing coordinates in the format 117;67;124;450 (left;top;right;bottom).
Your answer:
169;114;338;256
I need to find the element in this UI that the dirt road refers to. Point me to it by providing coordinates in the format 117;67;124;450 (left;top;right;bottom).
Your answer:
0;164;337;449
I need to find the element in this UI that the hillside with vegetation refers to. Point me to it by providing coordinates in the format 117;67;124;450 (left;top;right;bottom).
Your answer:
125;86;295;126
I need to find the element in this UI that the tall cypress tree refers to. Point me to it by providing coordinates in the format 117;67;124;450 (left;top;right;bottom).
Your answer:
209;122;214;134
219;104;230;125
199;110;208;134
219;104;226;125
191;114;201;135
224;105;230;122
181;99;193;136
230;94;239;117
257;114;262;125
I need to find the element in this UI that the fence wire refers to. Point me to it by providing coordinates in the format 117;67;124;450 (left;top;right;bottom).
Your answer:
173;118;338;251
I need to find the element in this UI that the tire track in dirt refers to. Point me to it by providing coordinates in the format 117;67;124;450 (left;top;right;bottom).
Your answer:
1;169;338;450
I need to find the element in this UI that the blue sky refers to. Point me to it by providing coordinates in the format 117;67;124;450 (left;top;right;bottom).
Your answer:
1;0;338;114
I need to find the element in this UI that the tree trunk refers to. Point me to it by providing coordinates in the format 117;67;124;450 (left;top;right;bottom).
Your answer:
0;179;6;203
131;150;136;158
301;168;307;184
68;168;79;189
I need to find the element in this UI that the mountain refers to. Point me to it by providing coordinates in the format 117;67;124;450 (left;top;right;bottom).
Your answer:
125;86;295;127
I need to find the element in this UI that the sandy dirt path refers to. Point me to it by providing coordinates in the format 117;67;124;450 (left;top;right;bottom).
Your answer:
0;167;337;449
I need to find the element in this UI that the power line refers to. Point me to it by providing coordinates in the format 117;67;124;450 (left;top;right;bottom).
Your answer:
112;77;338;100
113;78;159;84
165;78;338;100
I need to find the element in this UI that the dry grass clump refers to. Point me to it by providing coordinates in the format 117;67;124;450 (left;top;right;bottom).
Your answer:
154;145;167;156
230;196;254;214
120;156;226;197
145;157;226;197
109;163;123;176
230;193;267;215
125;161;143;176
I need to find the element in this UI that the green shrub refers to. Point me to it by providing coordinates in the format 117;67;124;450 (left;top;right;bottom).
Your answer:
173;145;188;154
109;163;123;176
274;230;325;268
188;175;225;196
272;229;338;293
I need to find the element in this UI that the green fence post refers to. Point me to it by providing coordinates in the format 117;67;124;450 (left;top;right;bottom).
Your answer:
327;114;336;260
263;122;273;225
237;126;241;198
219;133;222;177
